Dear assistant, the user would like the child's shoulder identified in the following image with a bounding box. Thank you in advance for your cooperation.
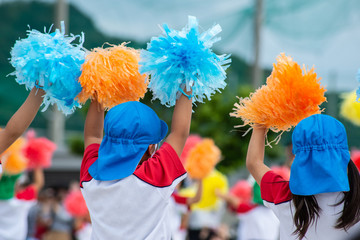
[134,142,186,188]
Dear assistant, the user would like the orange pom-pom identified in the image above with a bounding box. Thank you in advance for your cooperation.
[185,138,221,179]
[180,134,202,165]
[77,43,148,109]
[1,138,28,175]
[2,152,28,175]
[231,53,326,133]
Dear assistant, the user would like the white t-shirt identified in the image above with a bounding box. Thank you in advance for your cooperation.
[261,171,358,240]
[236,204,280,240]
[0,186,37,240]
[80,142,187,240]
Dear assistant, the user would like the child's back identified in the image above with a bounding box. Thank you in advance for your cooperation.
[261,171,357,240]
[81,142,186,239]
[81,89,192,239]
[246,114,360,240]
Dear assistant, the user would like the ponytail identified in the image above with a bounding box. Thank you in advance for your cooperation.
[334,160,360,230]
[292,195,320,240]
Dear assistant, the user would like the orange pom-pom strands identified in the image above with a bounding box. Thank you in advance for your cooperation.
[231,53,326,136]
[185,138,221,179]
[77,43,148,109]
[1,138,28,175]
[2,152,27,175]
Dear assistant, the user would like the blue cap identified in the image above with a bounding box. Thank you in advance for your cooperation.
[88,101,168,181]
[289,114,350,196]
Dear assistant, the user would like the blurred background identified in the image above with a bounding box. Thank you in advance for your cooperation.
[0,0,360,188]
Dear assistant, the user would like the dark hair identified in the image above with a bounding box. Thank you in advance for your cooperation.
[292,160,360,240]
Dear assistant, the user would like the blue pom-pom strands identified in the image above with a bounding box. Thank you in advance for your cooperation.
[10,21,85,115]
[139,16,231,107]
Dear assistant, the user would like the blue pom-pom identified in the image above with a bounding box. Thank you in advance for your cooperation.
[139,16,231,107]
[10,22,85,115]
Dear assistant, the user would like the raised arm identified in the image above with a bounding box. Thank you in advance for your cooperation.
[84,100,104,149]
[187,179,203,205]
[32,167,45,193]
[165,90,192,156]
[0,88,45,154]
[216,190,240,209]
[246,127,271,186]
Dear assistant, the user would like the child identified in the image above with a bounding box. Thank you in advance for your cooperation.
[0,88,44,155]
[246,114,360,240]
[80,89,192,239]
[169,179,203,240]
[0,167,44,240]
[187,169,228,240]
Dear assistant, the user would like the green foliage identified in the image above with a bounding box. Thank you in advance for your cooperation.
[67,134,84,155]
[191,85,253,173]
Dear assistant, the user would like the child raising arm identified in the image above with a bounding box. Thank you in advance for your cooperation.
[80,89,192,240]
[245,115,360,240]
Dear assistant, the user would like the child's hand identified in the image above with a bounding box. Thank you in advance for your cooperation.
[252,123,267,130]
[215,188,225,198]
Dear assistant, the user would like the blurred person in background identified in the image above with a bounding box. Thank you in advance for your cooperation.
[168,179,203,240]
[26,188,55,240]
[185,169,228,240]
[42,187,74,240]
[74,212,92,240]
[65,180,92,240]
[0,167,44,240]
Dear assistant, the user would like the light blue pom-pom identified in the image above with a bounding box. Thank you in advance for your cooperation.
[9,22,85,115]
[139,16,231,107]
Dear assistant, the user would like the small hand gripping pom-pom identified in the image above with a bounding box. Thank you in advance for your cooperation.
[139,16,231,107]
[9,21,85,115]
[230,53,327,144]
[77,43,148,109]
